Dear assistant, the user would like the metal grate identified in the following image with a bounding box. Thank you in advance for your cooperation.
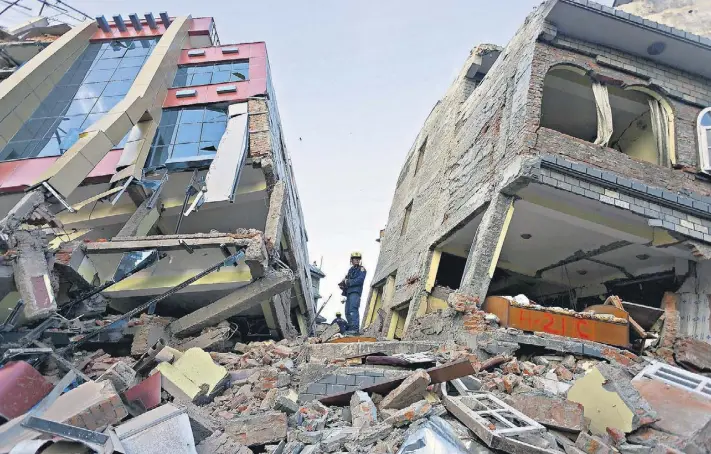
[634,361,711,398]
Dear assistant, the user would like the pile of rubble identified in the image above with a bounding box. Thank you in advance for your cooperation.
[0,292,710,454]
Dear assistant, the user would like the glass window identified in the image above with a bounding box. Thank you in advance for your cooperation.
[0,38,158,161]
[699,108,711,173]
[172,60,250,88]
[146,105,229,168]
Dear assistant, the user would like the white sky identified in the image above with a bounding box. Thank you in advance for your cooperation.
[0,0,613,325]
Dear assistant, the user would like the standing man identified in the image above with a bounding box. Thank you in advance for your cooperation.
[338,252,366,334]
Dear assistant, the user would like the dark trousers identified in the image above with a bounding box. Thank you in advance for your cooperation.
[345,292,361,332]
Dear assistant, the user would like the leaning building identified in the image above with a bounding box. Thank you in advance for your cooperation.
[0,14,315,340]
[366,0,711,344]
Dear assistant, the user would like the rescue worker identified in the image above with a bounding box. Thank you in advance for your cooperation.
[338,252,366,334]
[331,311,348,334]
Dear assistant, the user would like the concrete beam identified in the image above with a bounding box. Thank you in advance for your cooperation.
[460,193,515,300]
[116,197,161,237]
[169,269,295,337]
[11,230,56,321]
[264,180,286,253]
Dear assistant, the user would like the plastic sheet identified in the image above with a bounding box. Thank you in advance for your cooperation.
[396,416,469,454]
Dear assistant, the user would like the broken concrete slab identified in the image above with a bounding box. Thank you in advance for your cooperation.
[318,323,340,343]
[567,364,657,435]
[379,369,431,410]
[383,400,434,427]
[575,432,616,454]
[178,325,232,352]
[154,347,228,403]
[96,360,137,392]
[224,412,287,446]
[196,431,253,454]
[131,315,171,357]
[632,374,711,438]
[0,380,128,451]
[674,337,711,373]
[113,403,198,454]
[169,270,294,337]
[181,401,221,444]
[350,390,377,430]
[303,340,440,364]
[11,230,56,322]
[508,391,586,433]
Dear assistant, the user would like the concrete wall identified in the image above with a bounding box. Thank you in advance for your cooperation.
[368,3,552,335]
[616,0,711,37]
[369,0,711,339]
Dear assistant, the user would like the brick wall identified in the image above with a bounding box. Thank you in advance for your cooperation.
[298,366,409,403]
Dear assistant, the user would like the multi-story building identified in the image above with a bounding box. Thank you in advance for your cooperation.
[366,0,711,344]
[0,13,315,340]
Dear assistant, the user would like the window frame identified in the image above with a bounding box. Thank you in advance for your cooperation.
[698,107,711,173]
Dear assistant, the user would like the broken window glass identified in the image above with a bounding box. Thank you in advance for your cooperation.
[112,250,159,282]
[0,38,160,162]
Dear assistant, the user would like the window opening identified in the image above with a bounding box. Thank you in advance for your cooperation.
[401,202,413,235]
[540,67,597,142]
[698,108,711,173]
[146,105,229,169]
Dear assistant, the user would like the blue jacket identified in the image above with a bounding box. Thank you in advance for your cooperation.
[332,317,348,334]
[344,265,367,295]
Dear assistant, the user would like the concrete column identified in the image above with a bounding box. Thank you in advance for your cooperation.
[116,197,160,237]
[12,230,56,321]
[459,193,515,301]
[170,269,294,337]
[676,260,711,343]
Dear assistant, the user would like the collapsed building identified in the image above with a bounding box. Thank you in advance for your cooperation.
[0,17,72,81]
[0,13,316,340]
[366,0,711,346]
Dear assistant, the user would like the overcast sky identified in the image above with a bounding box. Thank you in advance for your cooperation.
[1,0,612,325]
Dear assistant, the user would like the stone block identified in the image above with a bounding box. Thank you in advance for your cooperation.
[509,391,586,432]
[224,412,287,447]
[320,427,358,453]
[576,432,616,454]
[350,390,377,430]
[674,337,711,372]
[379,369,431,410]
[383,401,433,427]
[196,430,252,454]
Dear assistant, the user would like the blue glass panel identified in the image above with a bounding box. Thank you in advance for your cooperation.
[112,66,141,81]
[74,82,107,100]
[118,56,145,68]
[66,98,97,116]
[84,69,115,83]
[92,59,120,71]
[200,122,226,142]
[102,80,132,97]
[148,146,170,167]
[203,107,227,123]
[179,108,204,124]
[175,123,202,144]
[35,139,62,157]
[81,114,103,130]
[210,71,231,84]
[190,72,212,86]
[198,141,219,155]
[170,143,200,159]
[153,127,175,147]
[173,68,188,88]
[160,110,180,126]
[230,69,248,81]
[701,112,711,127]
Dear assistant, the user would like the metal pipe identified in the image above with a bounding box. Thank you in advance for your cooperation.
[95,15,110,33]
[63,250,246,352]
[113,15,127,32]
[144,12,157,29]
[128,13,142,31]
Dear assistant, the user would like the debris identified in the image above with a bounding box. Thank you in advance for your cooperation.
[508,391,586,433]
[383,400,434,427]
[350,390,377,430]
[179,324,232,352]
[380,369,431,410]
[575,432,616,454]
[224,412,288,446]
[113,403,198,454]
[319,323,341,343]
[123,372,163,412]
[0,361,53,421]
[96,360,137,392]
[196,431,253,454]
[154,347,228,403]
[674,337,711,373]
[396,415,469,454]
[567,364,657,435]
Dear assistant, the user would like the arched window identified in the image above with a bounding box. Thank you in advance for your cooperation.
[540,65,597,142]
[698,108,711,173]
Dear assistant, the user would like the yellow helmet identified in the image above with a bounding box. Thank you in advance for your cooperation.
[350,251,362,259]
